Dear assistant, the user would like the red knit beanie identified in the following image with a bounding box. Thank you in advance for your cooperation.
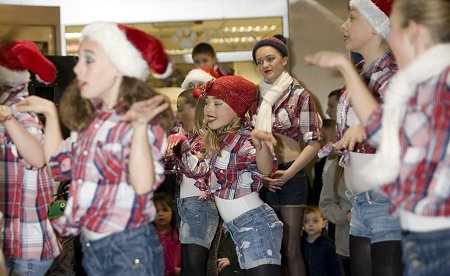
[193,75,256,118]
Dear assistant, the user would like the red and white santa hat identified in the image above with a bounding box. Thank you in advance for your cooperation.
[80,22,172,81]
[181,67,220,90]
[349,0,394,39]
[0,40,57,85]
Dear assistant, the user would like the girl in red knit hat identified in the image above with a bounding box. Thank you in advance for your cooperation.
[306,0,450,275]
[16,22,173,275]
[186,75,283,275]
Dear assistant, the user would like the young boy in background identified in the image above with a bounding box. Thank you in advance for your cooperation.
[191,42,234,77]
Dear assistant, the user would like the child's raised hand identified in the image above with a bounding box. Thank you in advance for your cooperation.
[251,129,277,151]
[121,95,169,125]
[304,51,349,70]
[0,105,12,122]
[217,258,231,272]
[16,95,55,115]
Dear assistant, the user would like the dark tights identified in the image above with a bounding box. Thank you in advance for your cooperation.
[278,207,306,276]
[245,264,280,276]
[349,235,403,276]
[181,244,208,276]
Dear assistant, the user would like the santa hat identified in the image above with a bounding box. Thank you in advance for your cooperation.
[350,0,394,39]
[193,75,256,118]
[181,67,220,90]
[0,40,56,85]
[80,22,172,81]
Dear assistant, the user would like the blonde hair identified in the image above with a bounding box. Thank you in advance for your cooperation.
[59,76,173,132]
[203,115,242,156]
[396,0,450,43]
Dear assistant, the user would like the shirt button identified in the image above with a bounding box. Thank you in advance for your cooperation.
[83,150,88,156]
[77,179,83,184]
[86,242,90,248]
[134,259,140,265]
[220,170,223,173]
[94,124,100,129]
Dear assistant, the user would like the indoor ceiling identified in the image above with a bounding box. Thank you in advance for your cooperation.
[65,17,283,57]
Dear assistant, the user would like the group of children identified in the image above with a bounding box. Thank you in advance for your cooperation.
[0,0,449,275]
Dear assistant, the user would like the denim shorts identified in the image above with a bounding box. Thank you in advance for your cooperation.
[6,258,54,276]
[224,203,283,270]
[402,228,450,276]
[262,161,308,207]
[177,196,219,249]
[80,223,163,276]
[348,189,402,243]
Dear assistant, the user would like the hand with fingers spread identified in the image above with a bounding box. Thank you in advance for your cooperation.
[251,129,277,152]
[336,124,366,151]
[121,95,169,126]
[0,105,13,122]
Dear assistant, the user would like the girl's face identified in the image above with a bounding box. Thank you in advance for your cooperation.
[387,5,414,69]
[340,8,377,54]
[74,38,122,108]
[303,212,326,238]
[193,53,217,69]
[154,202,173,230]
[255,46,288,84]
[204,96,237,130]
[177,96,196,132]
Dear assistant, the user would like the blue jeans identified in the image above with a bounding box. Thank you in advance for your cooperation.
[6,258,53,276]
[224,203,283,269]
[80,223,163,276]
[348,189,402,243]
[177,196,219,249]
[402,228,450,276]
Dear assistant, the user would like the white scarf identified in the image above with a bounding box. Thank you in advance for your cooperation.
[255,71,293,132]
[363,43,450,187]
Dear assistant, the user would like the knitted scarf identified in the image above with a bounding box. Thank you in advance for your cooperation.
[363,43,450,187]
[255,71,293,132]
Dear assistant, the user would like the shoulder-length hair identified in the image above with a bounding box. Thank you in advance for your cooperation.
[59,76,173,133]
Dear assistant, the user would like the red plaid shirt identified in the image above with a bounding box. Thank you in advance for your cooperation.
[337,51,397,154]
[50,105,166,236]
[255,78,321,143]
[0,84,60,260]
[367,66,450,217]
[209,127,277,199]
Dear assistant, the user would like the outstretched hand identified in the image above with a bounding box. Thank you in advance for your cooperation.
[304,51,350,70]
[16,95,56,115]
[336,124,366,151]
[166,133,188,156]
[121,95,168,125]
[251,129,277,152]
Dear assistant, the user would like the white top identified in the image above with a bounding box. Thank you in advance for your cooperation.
[399,209,450,232]
[180,175,202,198]
[215,192,263,223]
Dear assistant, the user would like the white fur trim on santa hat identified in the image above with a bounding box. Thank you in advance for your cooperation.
[81,22,149,81]
[350,0,391,39]
[181,68,216,90]
[152,63,173,80]
[0,65,30,85]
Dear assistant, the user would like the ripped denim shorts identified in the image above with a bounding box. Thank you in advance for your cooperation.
[223,203,283,270]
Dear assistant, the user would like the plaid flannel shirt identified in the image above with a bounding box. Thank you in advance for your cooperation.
[367,66,450,217]
[50,105,166,236]
[0,84,60,260]
[254,78,322,144]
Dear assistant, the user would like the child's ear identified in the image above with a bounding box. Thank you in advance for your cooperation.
[282,57,288,67]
